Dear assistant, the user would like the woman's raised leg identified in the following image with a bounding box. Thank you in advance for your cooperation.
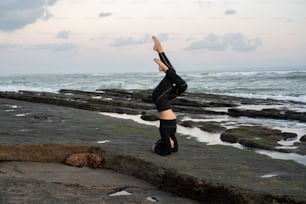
[152,36,175,71]
[153,58,187,99]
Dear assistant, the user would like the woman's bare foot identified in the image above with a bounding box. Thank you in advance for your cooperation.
[152,140,174,153]
[152,36,163,53]
[152,144,156,152]
[170,138,175,149]
[154,58,168,72]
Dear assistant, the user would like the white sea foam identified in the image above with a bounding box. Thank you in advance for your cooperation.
[260,173,279,178]
[256,150,306,166]
[109,190,132,196]
[0,71,305,104]
[5,109,15,112]
[8,105,18,109]
[16,113,30,117]
[147,196,159,202]
[97,140,111,144]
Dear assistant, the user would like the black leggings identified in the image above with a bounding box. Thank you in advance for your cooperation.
[154,119,178,156]
[152,52,187,112]
[152,52,187,156]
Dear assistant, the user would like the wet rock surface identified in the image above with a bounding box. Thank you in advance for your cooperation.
[220,126,302,154]
[179,120,226,133]
[1,96,306,203]
[0,88,305,122]
[1,143,306,204]
[228,108,306,122]
[2,88,305,118]
[0,161,198,204]
[2,88,304,155]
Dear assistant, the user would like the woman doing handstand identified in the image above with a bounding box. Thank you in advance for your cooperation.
[151,36,188,156]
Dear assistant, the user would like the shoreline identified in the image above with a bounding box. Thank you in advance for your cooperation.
[100,112,306,166]
[1,89,305,160]
[1,70,306,104]
[1,90,306,203]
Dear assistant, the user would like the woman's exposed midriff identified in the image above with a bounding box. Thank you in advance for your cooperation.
[159,109,176,120]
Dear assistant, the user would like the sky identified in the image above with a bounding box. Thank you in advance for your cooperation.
[0,0,306,74]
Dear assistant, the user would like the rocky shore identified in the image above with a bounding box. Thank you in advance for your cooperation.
[1,89,306,203]
[1,89,306,155]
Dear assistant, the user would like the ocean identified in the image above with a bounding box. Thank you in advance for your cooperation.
[0,70,306,103]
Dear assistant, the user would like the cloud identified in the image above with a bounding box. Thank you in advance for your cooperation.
[156,33,169,42]
[0,42,78,52]
[224,33,262,52]
[99,12,112,18]
[110,34,151,47]
[32,43,78,52]
[110,33,169,47]
[0,43,21,50]
[56,30,71,39]
[225,9,237,15]
[0,0,57,32]
[185,33,262,52]
[185,33,227,51]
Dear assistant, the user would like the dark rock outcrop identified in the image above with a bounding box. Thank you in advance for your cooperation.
[1,89,305,155]
[301,135,306,142]
[179,120,226,133]
[140,112,159,121]
[228,108,306,122]
[179,120,197,128]
[294,142,306,155]
[220,126,297,153]
[1,89,305,123]
[1,97,306,204]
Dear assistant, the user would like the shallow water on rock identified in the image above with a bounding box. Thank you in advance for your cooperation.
[99,112,306,166]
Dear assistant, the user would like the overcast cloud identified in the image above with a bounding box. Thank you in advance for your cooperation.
[224,33,262,52]
[110,34,151,47]
[0,0,57,32]
[224,9,237,15]
[0,43,22,50]
[32,43,78,52]
[0,0,305,74]
[0,42,77,52]
[56,30,71,39]
[186,33,262,52]
[110,33,170,47]
[99,12,112,18]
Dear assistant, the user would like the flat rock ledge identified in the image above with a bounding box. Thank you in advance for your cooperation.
[0,144,305,204]
[1,90,306,203]
[1,89,306,122]
[220,126,305,154]
[1,89,306,155]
